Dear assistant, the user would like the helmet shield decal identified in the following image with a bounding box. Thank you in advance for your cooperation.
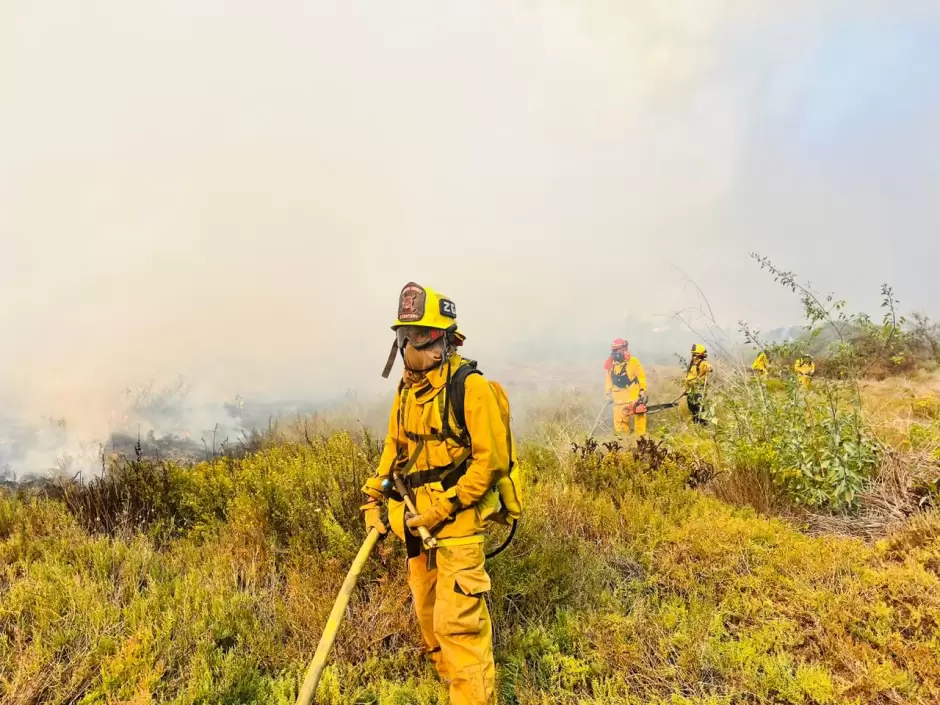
[398,283,426,323]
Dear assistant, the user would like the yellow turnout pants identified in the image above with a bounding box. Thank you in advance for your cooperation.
[613,403,647,436]
[408,542,496,705]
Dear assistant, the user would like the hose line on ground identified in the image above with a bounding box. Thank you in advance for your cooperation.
[295,527,381,705]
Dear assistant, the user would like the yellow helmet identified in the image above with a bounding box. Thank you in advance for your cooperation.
[382,282,464,378]
[392,282,462,335]
[691,343,707,357]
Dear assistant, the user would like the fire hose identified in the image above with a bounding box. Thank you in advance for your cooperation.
[294,466,434,705]
[294,526,380,705]
[295,464,516,704]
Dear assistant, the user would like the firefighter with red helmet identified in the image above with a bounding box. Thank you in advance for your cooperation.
[604,339,648,436]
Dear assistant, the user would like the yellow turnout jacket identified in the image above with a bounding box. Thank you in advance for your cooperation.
[362,354,510,545]
[605,356,646,404]
[685,358,712,392]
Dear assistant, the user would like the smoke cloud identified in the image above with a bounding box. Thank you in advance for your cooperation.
[2,0,939,473]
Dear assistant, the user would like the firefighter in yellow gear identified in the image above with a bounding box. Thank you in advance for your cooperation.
[685,344,712,425]
[751,351,768,378]
[794,355,815,387]
[605,338,647,436]
[361,282,510,705]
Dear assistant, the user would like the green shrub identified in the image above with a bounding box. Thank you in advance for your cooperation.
[709,376,881,510]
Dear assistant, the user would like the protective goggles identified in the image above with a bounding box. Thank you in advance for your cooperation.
[395,325,448,350]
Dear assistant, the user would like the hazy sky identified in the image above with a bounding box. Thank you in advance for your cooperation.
[2,0,939,415]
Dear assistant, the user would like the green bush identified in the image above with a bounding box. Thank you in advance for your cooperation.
[709,375,881,510]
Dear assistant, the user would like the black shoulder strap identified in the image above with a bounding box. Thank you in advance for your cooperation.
[450,361,481,431]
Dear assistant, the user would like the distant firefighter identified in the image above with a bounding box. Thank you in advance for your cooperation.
[605,338,648,437]
[685,344,712,426]
[751,351,768,378]
[794,355,815,387]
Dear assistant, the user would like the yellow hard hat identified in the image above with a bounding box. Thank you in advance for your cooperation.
[691,343,707,356]
[392,281,462,336]
[382,282,464,378]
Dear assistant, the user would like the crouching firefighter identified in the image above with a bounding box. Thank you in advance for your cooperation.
[360,282,521,705]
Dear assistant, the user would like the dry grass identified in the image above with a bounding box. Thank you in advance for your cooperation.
[860,369,940,443]
[801,447,940,540]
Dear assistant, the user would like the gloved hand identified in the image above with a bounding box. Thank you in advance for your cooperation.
[361,501,388,536]
[638,392,648,405]
[405,497,456,531]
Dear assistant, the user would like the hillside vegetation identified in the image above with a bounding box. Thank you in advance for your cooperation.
[2,369,940,704]
[2,264,939,704]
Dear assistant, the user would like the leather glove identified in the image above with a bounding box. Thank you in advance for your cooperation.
[638,392,648,405]
[361,501,388,535]
[405,497,456,532]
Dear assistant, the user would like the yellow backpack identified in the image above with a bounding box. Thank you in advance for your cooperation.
[441,360,523,525]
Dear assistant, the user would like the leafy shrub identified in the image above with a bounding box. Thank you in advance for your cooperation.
[719,256,916,510]
[709,374,881,510]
